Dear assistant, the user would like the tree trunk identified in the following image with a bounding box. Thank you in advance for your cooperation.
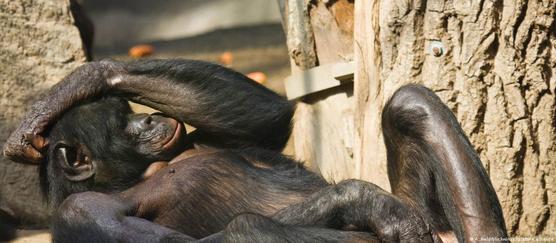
[354,0,556,236]
[0,0,87,226]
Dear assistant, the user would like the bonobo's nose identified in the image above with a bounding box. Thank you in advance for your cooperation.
[139,114,153,126]
[130,113,156,131]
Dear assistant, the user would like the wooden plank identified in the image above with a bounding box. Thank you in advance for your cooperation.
[285,62,354,100]
[293,89,356,183]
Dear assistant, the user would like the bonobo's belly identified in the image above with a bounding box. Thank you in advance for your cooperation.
[119,151,316,238]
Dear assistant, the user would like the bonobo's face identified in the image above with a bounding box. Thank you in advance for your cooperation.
[125,112,185,160]
[40,97,186,205]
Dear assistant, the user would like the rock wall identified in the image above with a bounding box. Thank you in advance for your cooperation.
[0,0,86,226]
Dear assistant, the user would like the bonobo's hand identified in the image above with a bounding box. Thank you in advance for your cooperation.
[341,181,433,243]
[3,60,124,164]
[369,193,433,242]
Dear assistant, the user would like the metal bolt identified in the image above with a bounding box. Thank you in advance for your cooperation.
[429,41,444,57]
[432,46,442,56]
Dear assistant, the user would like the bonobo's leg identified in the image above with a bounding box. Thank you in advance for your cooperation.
[53,192,377,243]
[221,213,378,243]
[271,180,433,242]
[381,85,507,242]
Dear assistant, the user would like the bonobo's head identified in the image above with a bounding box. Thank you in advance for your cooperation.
[40,97,187,206]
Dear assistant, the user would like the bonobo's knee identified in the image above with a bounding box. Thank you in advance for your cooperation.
[382,85,446,137]
[56,192,102,222]
[54,192,130,225]
[51,192,114,243]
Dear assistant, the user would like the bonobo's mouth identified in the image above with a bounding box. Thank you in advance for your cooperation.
[162,119,185,150]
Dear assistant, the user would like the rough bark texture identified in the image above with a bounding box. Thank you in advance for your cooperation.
[280,0,319,70]
[354,0,556,236]
[0,0,87,226]
[353,0,390,192]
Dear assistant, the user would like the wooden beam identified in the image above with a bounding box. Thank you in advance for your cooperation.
[285,62,355,100]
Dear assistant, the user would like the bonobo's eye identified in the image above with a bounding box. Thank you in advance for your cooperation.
[54,142,94,182]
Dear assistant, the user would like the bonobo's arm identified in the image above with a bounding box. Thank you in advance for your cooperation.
[111,59,294,150]
[3,62,115,164]
[4,59,293,163]
[271,180,435,242]
[52,192,196,243]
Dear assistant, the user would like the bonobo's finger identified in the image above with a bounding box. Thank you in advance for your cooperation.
[3,134,42,165]
[26,134,49,152]
[5,61,125,165]
[142,161,168,179]
[22,144,44,162]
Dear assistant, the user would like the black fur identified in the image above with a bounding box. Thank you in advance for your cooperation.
[29,59,506,242]
[119,59,295,151]
[40,97,147,206]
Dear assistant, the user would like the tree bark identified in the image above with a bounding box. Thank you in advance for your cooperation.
[0,0,87,226]
[354,0,556,236]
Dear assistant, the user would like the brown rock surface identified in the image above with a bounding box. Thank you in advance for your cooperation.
[0,0,87,226]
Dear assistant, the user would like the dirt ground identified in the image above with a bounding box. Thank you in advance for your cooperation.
[8,23,292,243]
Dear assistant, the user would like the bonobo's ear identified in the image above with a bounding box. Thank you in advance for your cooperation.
[53,142,94,181]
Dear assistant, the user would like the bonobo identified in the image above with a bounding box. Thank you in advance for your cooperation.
[4,59,508,242]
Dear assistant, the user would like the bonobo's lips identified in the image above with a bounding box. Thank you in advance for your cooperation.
[162,119,184,150]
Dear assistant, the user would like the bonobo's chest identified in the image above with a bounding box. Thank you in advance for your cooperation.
[119,150,315,238]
